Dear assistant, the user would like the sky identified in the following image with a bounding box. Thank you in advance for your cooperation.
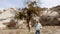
[0,0,60,9]
[40,0,60,8]
[0,0,24,9]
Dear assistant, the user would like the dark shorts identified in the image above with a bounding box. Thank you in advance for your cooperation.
[35,30,40,34]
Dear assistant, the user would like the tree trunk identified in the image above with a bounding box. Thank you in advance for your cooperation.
[16,19,19,29]
[27,19,30,32]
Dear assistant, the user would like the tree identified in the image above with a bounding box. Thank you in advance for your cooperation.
[15,0,41,31]
[25,1,41,31]
[14,10,24,28]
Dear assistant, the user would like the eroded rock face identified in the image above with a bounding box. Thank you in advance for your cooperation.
[0,12,2,14]
[50,5,60,16]
[0,8,17,29]
[0,10,4,14]
[40,7,60,26]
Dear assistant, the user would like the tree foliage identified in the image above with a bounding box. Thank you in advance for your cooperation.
[15,1,41,31]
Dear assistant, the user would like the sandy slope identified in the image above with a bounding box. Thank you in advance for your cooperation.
[0,26,60,34]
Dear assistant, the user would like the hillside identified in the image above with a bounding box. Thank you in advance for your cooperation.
[0,26,60,34]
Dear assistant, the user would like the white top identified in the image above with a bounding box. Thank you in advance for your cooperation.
[35,23,42,30]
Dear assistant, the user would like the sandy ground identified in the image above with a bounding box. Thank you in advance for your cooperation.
[0,26,60,34]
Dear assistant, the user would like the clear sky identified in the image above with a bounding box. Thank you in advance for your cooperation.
[40,0,60,8]
[0,0,60,9]
[0,0,24,9]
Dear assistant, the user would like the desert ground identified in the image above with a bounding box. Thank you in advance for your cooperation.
[0,26,60,34]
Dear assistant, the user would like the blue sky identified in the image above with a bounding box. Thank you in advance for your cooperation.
[0,0,60,9]
[0,0,24,9]
[40,0,60,8]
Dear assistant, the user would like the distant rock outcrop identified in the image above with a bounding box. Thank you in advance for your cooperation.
[50,5,60,15]
[0,8,17,29]
[50,5,60,11]
[40,6,60,26]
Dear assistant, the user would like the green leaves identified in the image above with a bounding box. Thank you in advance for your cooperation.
[15,12,24,20]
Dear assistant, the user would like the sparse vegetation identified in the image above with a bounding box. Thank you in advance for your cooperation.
[0,0,60,34]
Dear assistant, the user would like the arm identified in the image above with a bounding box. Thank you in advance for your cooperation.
[39,23,42,29]
[40,24,42,29]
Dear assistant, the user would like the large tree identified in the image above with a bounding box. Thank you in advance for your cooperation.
[24,1,41,31]
[15,1,41,31]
